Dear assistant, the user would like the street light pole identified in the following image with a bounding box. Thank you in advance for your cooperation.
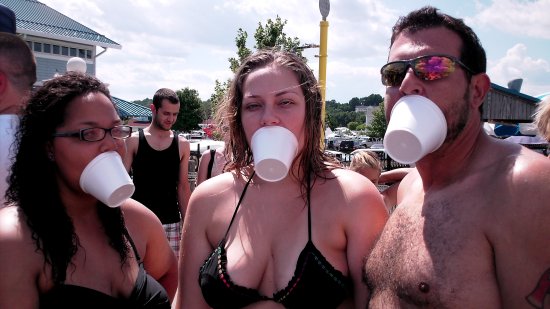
[319,0,330,147]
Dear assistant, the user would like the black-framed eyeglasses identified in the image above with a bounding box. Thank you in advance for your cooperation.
[380,54,475,87]
[52,125,133,142]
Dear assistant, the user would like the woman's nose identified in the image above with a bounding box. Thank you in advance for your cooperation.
[99,133,120,153]
[260,106,280,126]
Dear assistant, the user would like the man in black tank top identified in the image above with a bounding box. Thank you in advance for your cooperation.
[123,88,191,257]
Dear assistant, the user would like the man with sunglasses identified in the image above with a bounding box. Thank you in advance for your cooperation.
[364,6,550,308]
[124,88,191,258]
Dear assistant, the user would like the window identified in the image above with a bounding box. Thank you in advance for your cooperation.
[69,48,77,57]
[33,42,42,52]
[86,50,92,59]
[53,45,60,54]
[78,49,86,58]
[61,46,69,56]
[43,43,51,53]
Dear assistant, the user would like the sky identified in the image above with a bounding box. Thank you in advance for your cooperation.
[39,0,550,103]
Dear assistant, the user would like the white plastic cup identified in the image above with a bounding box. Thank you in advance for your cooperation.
[384,95,447,164]
[251,126,298,182]
[80,151,135,207]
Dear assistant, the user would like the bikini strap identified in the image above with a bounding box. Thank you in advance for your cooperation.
[123,227,142,263]
[307,170,312,241]
[206,149,216,179]
[223,171,255,240]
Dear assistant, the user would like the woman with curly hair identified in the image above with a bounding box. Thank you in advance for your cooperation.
[0,72,177,308]
[175,49,388,308]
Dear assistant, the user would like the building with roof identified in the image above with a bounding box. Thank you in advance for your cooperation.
[483,82,540,124]
[0,0,120,82]
[0,0,151,121]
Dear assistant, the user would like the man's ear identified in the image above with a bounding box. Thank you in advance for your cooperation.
[150,103,157,117]
[470,73,491,110]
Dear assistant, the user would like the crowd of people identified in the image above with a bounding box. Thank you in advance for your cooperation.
[1,3,550,308]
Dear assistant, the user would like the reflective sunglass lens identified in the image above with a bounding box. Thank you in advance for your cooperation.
[381,62,407,86]
[414,56,456,81]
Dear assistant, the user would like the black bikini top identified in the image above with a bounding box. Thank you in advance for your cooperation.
[199,172,352,309]
[40,229,170,309]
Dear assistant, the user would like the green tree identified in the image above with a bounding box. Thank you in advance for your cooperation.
[348,121,360,131]
[174,87,203,132]
[228,28,252,73]
[215,16,304,119]
[366,104,387,138]
[253,16,302,55]
[207,79,230,121]
[132,98,152,107]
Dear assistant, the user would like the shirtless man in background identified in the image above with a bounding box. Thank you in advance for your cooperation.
[364,6,550,308]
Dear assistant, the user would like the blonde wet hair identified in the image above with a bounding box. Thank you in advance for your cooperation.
[349,150,382,174]
[534,96,550,142]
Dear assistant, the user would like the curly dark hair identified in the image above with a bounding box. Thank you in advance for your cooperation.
[216,49,339,197]
[5,72,130,284]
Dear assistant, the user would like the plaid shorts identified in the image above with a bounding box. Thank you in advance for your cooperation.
[163,221,182,258]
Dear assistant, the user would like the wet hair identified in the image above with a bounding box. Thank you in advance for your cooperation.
[5,72,129,284]
[216,49,338,195]
[391,6,486,75]
[349,150,382,174]
[534,96,550,142]
[152,88,179,110]
[0,32,37,92]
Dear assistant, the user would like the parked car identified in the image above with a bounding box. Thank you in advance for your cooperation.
[339,140,357,153]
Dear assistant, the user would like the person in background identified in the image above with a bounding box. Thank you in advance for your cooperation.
[196,146,227,186]
[123,88,191,257]
[175,49,388,308]
[534,96,550,157]
[0,4,16,34]
[0,18,37,207]
[349,150,382,185]
[0,73,177,308]
[349,150,410,214]
[364,6,550,308]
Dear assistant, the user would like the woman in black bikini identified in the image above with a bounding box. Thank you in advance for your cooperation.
[0,73,177,308]
[175,50,388,308]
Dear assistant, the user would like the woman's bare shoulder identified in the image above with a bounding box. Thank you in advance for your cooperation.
[0,206,32,241]
[0,206,43,269]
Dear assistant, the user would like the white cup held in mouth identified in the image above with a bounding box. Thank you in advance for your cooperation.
[80,151,135,207]
[251,126,298,182]
[384,95,447,164]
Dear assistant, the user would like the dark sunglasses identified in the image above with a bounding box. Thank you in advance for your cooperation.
[380,55,475,87]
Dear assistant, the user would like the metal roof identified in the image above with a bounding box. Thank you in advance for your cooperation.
[113,97,152,120]
[0,0,121,49]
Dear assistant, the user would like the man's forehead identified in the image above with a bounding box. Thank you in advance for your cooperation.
[389,27,462,60]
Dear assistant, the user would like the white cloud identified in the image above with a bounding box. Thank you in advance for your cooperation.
[471,0,550,39]
[488,44,550,96]
[38,0,550,102]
